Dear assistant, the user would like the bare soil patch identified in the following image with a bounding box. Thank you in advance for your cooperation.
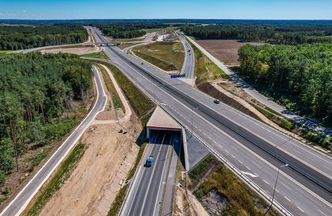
[40,46,99,55]
[173,186,209,216]
[40,118,142,216]
[197,81,260,120]
[197,40,264,66]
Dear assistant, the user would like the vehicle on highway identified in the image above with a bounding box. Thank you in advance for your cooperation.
[145,156,154,167]
[214,99,220,104]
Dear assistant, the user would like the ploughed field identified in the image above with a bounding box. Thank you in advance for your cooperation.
[197,40,264,66]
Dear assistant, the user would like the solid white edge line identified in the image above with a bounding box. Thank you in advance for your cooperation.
[1,66,107,216]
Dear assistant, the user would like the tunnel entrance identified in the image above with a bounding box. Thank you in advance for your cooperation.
[146,106,188,169]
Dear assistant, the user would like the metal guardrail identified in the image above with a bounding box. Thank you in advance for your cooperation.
[100,49,293,215]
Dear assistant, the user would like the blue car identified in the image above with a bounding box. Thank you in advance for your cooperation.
[145,156,154,167]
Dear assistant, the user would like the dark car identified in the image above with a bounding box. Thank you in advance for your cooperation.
[214,99,220,104]
[145,156,154,167]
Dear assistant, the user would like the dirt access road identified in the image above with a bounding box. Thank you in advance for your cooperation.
[39,64,141,216]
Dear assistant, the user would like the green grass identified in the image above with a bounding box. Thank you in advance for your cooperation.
[80,51,108,59]
[108,143,147,216]
[189,154,215,181]
[132,42,184,71]
[25,143,87,216]
[45,118,80,140]
[194,159,278,216]
[100,63,155,118]
[98,65,123,110]
[191,42,230,83]
[25,151,48,172]
[0,50,14,54]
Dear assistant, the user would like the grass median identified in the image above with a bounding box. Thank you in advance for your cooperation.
[24,143,87,216]
[132,42,184,72]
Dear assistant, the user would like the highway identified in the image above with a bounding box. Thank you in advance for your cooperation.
[0,66,107,216]
[90,27,332,215]
[176,31,195,78]
[120,131,176,216]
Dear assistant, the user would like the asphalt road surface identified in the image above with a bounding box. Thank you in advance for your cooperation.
[92,28,332,215]
[176,31,195,78]
[120,131,175,216]
[0,66,107,216]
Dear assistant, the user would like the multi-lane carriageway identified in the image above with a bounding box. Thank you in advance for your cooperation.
[89,27,332,216]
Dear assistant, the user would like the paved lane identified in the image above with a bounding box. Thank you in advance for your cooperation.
[0,66,107,216]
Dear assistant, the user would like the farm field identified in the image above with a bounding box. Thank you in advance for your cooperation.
[197,40,264,66]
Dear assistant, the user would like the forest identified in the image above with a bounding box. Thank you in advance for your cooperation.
[0,53,92,185]
[238,43,332,127]
[182,22,332,44]
[0,24,88,50]
[92,22,167,38]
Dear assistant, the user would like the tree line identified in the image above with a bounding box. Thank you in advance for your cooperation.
[238,43,332,126]
[0,24,88,50]
[92,22,167,39]
[182,22,332,44]
[0,53,92,185]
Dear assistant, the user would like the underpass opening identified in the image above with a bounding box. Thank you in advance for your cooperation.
[146,106,188,169]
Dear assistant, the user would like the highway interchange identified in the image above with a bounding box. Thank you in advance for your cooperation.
[91,27,332,216]
[1,26,331,216]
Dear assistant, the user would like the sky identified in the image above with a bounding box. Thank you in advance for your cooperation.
[0,0,332,20]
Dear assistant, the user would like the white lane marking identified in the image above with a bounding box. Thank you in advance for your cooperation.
[187,36,332,168]
[241,171,258,178]
[297,207,304,213]
[1,67,106,216]
[284,196,291,202]
[124,144,155,215]
[139,135,166,216]
[152,145,172,216]
[263,179,270,185]
[104,45,332,209]
[318,209,328,216]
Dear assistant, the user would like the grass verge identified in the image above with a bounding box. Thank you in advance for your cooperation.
[97,65,123,110]
[24,143,87,216]
[132,42,184,72]
[107,141,147,216]
[190,155,278,216]
[100,63,155,118]
[191,41,230,83]
[81,51,108,59]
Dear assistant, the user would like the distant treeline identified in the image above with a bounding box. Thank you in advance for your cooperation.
[92,22,168,39]
[239,44,332,126]
[0,24,88,50]
[0,53,92,183]
[182,23,332,44]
